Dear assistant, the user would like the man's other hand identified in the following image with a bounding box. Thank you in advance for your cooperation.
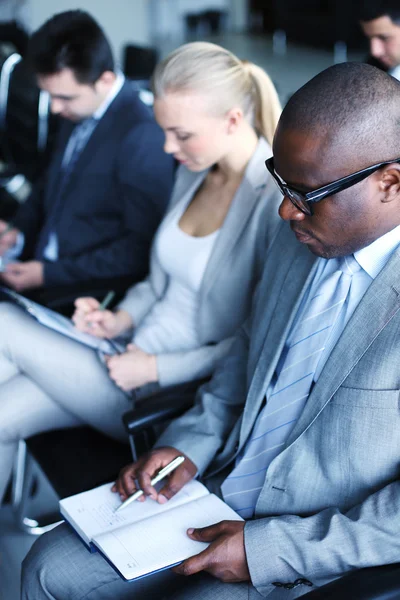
[112,447,197,504]
[1,261,44,291]
[173,520,250,583]
[0,221,19,256]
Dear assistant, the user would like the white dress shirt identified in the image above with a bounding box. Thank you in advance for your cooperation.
[389,65,400,81]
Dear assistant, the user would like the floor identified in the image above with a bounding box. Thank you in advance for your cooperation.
[0,31,364,600]
[0,460,59,600]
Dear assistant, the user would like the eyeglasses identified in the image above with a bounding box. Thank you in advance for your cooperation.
[265,156,400,216]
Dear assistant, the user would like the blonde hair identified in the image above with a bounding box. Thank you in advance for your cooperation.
[152,42,282,146]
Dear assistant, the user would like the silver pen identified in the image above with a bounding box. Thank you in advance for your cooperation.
[115,455,185,512]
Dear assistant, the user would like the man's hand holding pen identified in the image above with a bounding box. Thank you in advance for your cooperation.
[112,449,250,583]
[113,447,197,504]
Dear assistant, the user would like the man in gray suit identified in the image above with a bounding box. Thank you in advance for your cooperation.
[22,62,400,599]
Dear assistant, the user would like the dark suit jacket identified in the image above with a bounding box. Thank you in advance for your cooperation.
[13,81,174,287]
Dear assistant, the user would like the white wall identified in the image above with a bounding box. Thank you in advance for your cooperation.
[229,0,248,31]
[28,0,151,65]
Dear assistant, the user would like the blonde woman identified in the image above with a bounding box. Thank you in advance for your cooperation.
[0,43,282,514]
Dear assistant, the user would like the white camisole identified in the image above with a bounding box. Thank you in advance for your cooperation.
[132,198,220,354]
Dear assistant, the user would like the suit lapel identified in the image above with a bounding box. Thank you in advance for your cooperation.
[285,248,400,447]
[64,82,130,185]
[200,138,272,296]
[240,238,318,445]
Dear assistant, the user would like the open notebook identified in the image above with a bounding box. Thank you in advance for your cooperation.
[60,480,243,581]
[0,287,122,354]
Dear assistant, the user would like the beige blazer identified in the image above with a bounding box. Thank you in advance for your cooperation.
[118,137,281,386]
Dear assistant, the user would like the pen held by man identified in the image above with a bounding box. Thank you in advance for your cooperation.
[112,448,198,507]
[114,455,186,512]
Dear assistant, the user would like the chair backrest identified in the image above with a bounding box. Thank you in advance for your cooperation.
[123,44,158,90]
[0,52,57,183]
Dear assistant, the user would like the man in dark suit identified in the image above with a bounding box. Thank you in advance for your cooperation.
[0,10,174,296]
[359,1,400,80]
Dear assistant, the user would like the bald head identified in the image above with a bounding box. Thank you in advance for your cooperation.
[276,63,400,167]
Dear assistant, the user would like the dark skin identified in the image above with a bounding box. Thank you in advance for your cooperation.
[112,447,250,583]
[274,125,400,259]
[112,127,400,585]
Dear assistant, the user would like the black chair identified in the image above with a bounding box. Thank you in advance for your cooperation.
[0,21,29,56]
[123,44,158,90]
[0,52,57,185]
[11,378,205,534]
[301,562,400,599]
[0,50,57,223]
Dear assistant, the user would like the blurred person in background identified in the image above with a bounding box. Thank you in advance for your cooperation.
[360,1,400,80]
[0,10,173,295]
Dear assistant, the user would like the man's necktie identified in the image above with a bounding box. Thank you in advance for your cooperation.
[34,117,97,260]
[221,255,361,518]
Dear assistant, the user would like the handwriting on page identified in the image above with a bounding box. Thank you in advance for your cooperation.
[76,499,128,528]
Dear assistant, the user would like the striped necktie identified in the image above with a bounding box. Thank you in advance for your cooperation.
[221,255,361,518]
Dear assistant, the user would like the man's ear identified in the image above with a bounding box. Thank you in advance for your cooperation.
[96,70,115,90]
[379,165,400,203]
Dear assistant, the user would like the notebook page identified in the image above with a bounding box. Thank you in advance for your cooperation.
[60,480,209,546]
[94,493,243,581]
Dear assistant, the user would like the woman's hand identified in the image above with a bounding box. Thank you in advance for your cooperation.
[106,344,158,391]
[72,297,133,339]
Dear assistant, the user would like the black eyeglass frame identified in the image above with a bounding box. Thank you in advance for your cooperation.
[265,156,400,216]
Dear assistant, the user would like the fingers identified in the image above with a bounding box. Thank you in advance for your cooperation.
[186,521,228,543]
[1,264,26,291]
[112,448,191,504]
[0,222,18,254]
[4,263,23,274]
[156,462,196,503]
[72,298,100,329]
[113,463,141,500]
[72,301,114,336]
[173,546,213,577]
[74,297,100,312]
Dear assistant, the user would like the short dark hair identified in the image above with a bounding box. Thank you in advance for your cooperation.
[359,1,400,24]
[28,10,115,83]
[276,62,400,166]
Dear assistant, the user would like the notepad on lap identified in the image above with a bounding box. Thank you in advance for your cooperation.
[59,480,243,581]
[0,287,119,353]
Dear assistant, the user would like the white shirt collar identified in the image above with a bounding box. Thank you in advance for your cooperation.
[354,224,400,279]
[93,71,125,120]
[389,65,400,81]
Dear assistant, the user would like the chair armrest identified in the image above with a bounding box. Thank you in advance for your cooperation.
[123,378,208,435]
[301,562,400,599]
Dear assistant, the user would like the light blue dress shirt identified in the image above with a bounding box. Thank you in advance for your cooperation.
[288,224,400,383]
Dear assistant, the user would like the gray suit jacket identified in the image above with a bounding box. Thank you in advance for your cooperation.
[157,222,400,598]
[118,137,282,386]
